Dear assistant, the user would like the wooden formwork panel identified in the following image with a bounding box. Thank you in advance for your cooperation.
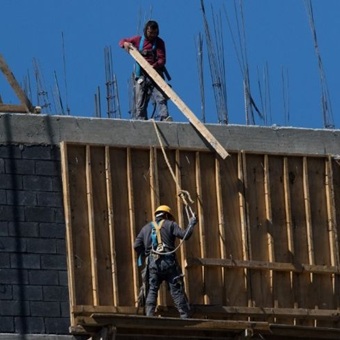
[60,142,340,329]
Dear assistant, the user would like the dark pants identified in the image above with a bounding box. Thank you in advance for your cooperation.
[145,255,190,318]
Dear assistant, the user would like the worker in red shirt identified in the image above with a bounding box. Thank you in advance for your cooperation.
[119,20,172,121]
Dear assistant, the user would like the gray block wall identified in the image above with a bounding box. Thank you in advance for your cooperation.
[0,144,71,337]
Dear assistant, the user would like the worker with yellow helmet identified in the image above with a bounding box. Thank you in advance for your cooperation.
[134,204,197,318]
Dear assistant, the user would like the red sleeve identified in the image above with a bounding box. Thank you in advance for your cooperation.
[118,35,141,49]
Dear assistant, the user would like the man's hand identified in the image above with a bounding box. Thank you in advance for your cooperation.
[123,42,132,51]
[189,215,198,228]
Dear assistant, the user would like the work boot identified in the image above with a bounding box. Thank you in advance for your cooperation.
[164,116,173,122]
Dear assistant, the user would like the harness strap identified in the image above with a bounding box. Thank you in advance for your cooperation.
[151,220,165,249]
[135,36,157,78]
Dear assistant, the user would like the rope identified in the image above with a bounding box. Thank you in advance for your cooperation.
[151,119,195,219]
[150,119,197,256]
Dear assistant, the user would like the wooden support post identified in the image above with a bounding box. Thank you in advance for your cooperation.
[127,148,139,302]
[127,45,229,159]
[60,142,76,327]
[0,53,36,113]
[105,146,119,305]
[86,145,99,305]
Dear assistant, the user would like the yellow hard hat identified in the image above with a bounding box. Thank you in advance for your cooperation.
[154,205,174,219]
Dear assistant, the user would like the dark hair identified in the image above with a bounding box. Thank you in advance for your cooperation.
[144,20,159,37]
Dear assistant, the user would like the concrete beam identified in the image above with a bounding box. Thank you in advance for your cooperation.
[0,113,339,157]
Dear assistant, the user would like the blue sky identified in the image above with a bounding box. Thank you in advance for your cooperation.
[1,0,339,129]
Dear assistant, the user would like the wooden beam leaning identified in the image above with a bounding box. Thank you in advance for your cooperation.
[0,54,35,113]
[127,45,229,159]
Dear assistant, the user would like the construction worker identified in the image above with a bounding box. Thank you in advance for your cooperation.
[119,20,172,121]
[134,205,197,318]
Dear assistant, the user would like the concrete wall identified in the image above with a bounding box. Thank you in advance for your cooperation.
[0,112,340,339]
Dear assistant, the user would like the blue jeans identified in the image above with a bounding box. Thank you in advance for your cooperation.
[145,255,190,318]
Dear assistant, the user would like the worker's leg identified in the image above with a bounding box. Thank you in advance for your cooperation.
[152,86,169,121]
[145,257,161,316]
[168,274,190,318]
[165,260,191,318]
[135,77,150,119]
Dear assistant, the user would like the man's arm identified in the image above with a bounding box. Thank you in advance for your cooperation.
[118,35,140,51]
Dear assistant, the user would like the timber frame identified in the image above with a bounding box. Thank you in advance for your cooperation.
[60,139,340,339]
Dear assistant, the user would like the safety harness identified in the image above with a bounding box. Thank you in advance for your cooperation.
[151,219,165,253]
[135,35,157,78]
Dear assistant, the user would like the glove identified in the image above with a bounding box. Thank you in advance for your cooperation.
[189,215,198,228]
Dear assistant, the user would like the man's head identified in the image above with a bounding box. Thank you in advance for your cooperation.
[144,20,159,40]
[154,205,174,221]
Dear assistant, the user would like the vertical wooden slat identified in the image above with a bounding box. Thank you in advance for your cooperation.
[60,142,76,326]
[175,150,187,290]
[105,146,119,305]
[325,156,340,268]
[127,148,139,302]
[86,145,99,306]
[150,147,159,212]
[283,157,295,262]
[215,157,226,298]
[196,151,207,304]
[303,157,315,268]
[325,157,340,314]
[263,155,274,319]
[283,157,296,315]
[180,151,202,304]
[239,152,252,310]
[264,155,274,263]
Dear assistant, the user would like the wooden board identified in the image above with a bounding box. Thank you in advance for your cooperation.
[127,45,229,160]
[60,143,340,331]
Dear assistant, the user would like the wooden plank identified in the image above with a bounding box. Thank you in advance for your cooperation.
[195,152,207,304]
[72,305,340,321]
[105,146,119,305]
[0,54,34,112]
[126,148,139,303]
[263,155,274,321]
[0,104,28,113]
[175,149,187,296]
[215,157,226,302]
[288,156,311,321]
[67,145,93,307]
[239,152,252,308]
[178,151,203,304]
[127,45,229,160]
[244,154,271,312]
[86,145,99,305]
[220,153,247,310]
[108,148,133,305]
[269,156,294,324]
[91,146,114,306]
[60,142,76,326]
[307,157,334,326]
[325,156,340,268]
[303,157,315,267]
[199,153,223,304]
[331,158,340,310]
[156,148,178,307]
[150,147,159,213]
[186,257,340,274]
[326,157,340,310]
